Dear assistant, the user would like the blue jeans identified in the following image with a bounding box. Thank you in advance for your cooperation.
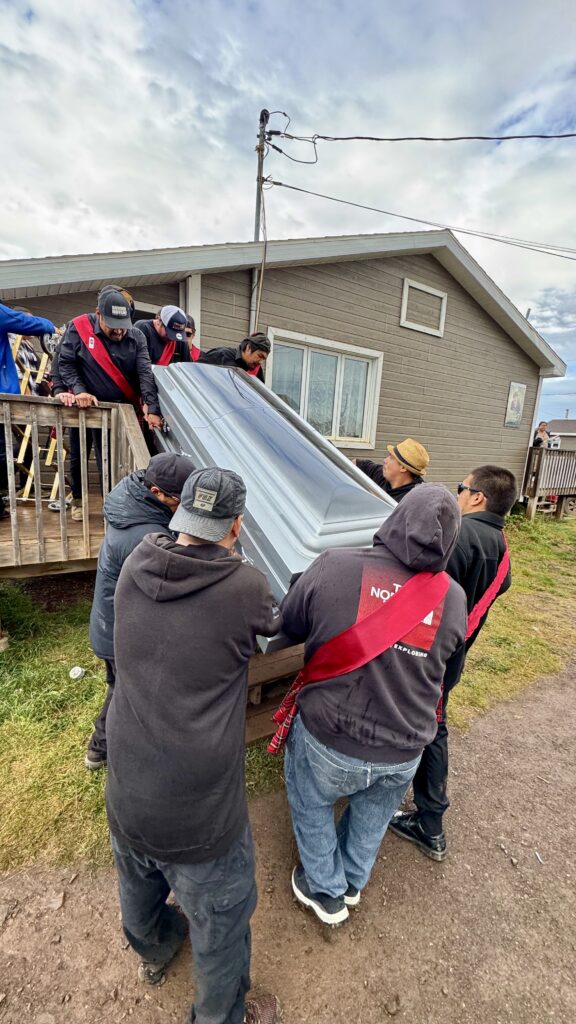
[285,715,421,897]
[110,824,256,1024]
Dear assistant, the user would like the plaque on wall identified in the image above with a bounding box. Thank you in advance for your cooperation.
[504,381,527,428]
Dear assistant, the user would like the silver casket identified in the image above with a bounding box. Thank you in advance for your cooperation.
[153,364,395,648]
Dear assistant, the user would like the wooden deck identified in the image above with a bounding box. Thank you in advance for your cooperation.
[0,490,105,577]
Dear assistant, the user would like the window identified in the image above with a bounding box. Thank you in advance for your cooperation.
[267,329,382,448]
[400,278,447,338]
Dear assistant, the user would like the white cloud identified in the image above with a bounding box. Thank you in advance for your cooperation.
[0,0,575,372]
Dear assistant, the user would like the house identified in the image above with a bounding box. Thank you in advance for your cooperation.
[0,229,565,492]
[547,419,576,451]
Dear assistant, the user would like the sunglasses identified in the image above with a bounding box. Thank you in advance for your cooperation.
[185,330,194,337]
[457,483,483,496]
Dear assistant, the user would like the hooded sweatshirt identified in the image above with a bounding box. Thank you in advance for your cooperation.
[281,485,467,763]
[105,533,281,863]
[89,470,176,661]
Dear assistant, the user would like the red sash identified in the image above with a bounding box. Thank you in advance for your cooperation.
[465,535,510,640]
[191,344,201,363]
[74,314,139,405]
[246,365,261,376]
[157,341,176,366]
[268,570,451,754]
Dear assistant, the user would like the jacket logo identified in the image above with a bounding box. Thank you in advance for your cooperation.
[193,487,218,511]
[88,336,95,349]
[370,586,433,625]
[358,567,445,653]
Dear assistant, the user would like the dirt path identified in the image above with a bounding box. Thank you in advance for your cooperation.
[1,666,575,1024]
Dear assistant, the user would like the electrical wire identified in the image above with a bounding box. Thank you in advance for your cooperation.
[268,140,318,165]
[268,110,292,132]
[276,130,576,143]
[268,180,576,262]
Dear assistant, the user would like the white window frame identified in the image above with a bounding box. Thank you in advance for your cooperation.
[400,278,447,338]
[266,328,383,450]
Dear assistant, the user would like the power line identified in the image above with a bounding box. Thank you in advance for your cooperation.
[268,179,576,261]
[273,130,576,144]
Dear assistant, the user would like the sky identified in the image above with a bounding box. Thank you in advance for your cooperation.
[1,0,575,420]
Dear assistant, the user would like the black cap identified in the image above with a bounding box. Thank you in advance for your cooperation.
[242,332,271,354]
[98,288,133,330]
[144,453,196,497]
[97,285,135,317]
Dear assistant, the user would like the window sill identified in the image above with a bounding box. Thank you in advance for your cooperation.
[329,438,375,450]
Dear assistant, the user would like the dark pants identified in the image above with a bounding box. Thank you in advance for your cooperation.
[88,658,116,756]
[69,427,111,500]
[412,684,451,834]
[110,824,256,1024]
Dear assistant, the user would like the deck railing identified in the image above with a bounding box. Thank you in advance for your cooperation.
[522,446,576,520]
[1,395,149,575]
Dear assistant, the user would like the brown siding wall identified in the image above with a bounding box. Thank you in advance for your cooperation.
[200,271,251,349]
[17,285,179,326]
[256,253,539,492]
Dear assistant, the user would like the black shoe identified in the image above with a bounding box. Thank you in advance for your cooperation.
[291,866,349,925]
[138,960,168,986]
[389,811,447,862]
[343,883,361,907]
[84,749,107,771]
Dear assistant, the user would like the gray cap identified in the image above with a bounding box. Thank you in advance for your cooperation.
[144,453,196,497]
[169,467,246,542]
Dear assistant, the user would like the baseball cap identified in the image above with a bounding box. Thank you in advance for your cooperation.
[98,284,135,317]
[386,438,430,477]
[169,467,247,542]
[144,453,196,497]
[97,288,133,330]
[159,305,187,342]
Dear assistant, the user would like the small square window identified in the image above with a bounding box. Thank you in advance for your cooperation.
[400,279,447,338]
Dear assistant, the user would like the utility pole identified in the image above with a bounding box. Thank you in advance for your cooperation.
[254,108,270,241]
[250,109,270,332]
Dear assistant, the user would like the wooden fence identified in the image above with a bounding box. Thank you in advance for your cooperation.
[1,395,149,576]
[522,446,576,520]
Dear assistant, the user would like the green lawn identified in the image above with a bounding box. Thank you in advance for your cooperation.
[1,515,575,871]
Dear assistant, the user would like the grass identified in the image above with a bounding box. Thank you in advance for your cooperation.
[1,515,575,871]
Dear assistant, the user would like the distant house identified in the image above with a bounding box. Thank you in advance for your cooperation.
[548,419,576,451]
[0,229,565,492]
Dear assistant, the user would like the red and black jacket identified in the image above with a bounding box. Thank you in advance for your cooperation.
[57,314,161,415]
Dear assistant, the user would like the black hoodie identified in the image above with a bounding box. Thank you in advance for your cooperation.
[105,533,280,863]
[281,485,467,763]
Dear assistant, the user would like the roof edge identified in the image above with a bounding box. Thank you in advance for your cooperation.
[0,229,566,376]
